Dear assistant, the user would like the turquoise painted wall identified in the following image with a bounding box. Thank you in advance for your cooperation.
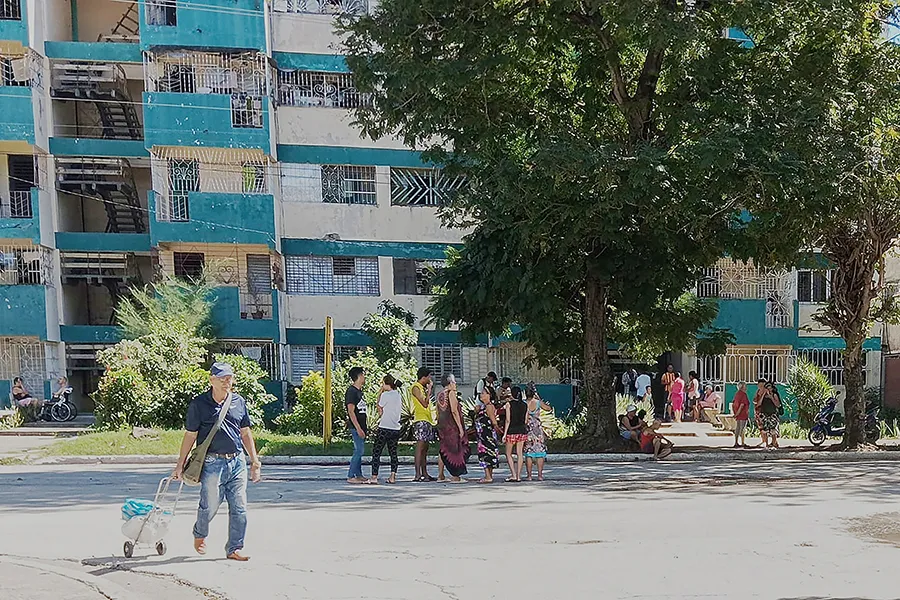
[138,0,265,51]
[272,53,349,73]
[210,287,279,340]
[59,325,123,343]
[281,238,458,260]
[0,86,34,143]
[150,191,275,246]
[55,232,152,252]
[44,41,142,63]
[0,0,28,46]
[0,379,9,408]
[714,299,800,345]
[143,93,270,149]
[50,137,148,157]
[277,145,430,168]
[0,188,39,243]
[0,285,47,338]
[285,328,488,346]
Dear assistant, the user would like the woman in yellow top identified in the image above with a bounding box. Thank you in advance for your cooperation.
[411,367,436,482]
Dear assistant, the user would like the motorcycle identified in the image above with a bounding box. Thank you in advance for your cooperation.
[38,386,78,423]
[808,397,879,446]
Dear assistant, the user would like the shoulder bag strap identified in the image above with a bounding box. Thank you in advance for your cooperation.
[196,392,233,454]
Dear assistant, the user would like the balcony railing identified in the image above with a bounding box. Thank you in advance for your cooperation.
[240,291,273,320]
[277,70,371,109]
[0,191,32,218]
[273,0,368,15]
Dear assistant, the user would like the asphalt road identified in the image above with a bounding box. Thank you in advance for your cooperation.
[1,460,899,599]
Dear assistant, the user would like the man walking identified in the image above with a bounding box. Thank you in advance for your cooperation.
[345,366,367,484]
[173,362,261,561]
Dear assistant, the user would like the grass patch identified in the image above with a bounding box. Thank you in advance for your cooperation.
[41,430,449,457]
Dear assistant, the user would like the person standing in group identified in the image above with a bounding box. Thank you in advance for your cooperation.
[475,383,501,483]
[651,370,667,420]
[754,379,781,449]
[411,367,436,482]
[661,364,676,420]
[686,371,701,421]
[172,363,261,561]
[474,371,498,400]
[524,386,552,481]
[344,366,367,484]
[669,371,686,423]
[622,368,638,399]
[502,386,528,482]
[369,375,403,485]
[731,382,751,448]
[436,373,469,483]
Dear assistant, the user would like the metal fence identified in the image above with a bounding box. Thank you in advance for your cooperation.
[277,70,371,109]
[272,0,368,15]
[696,346,870,388]
[0,191,32,218]
[144,50,267,95]
[0,245,52,285]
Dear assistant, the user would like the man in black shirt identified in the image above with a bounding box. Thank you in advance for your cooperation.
[346,366,367,484]
[173,362,260,561]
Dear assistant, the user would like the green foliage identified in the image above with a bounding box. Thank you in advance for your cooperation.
[276,371,327,436]
[787,359,835,428]
[116,271,215,341]
[360,300,419,365]
[213,353,273,427]
[92,366,153,430]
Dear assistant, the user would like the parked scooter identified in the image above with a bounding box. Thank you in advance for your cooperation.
[808,397,879,446]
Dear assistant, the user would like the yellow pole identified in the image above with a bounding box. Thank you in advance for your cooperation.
[323,316,334,447]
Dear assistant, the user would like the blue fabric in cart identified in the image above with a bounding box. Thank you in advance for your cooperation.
[121,499,155,521]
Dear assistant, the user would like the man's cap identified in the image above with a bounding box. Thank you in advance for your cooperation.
[626,404,637,413]
[210,362,234,377]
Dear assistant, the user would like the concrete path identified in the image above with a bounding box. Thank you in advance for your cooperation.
[1,461,899,599]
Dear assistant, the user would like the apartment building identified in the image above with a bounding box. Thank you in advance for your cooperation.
[0,1,881,412]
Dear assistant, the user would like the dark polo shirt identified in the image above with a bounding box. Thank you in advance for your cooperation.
[185,390,251,455]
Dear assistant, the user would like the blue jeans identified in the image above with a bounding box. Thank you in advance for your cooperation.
[192,454,248,555]
[348,429,365,479]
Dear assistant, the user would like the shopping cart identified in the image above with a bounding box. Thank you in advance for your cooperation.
[121,477,183,558]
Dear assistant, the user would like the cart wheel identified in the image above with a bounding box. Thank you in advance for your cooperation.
[156,541,166,556]
[124,541,134,559]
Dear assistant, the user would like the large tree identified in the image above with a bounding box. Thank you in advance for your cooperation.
[342,0,776,447]
[731,1,900,447]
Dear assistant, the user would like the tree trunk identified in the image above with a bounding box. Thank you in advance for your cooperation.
[579,271,617,448]
[842,339,867,448]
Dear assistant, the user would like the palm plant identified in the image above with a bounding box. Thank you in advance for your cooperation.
[787,358,835,428]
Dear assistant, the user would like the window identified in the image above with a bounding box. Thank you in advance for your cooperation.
[797,349,869,387]
[390,168,465,207]
[146,0,177,26]
[159,64,194,93]
[173,252,204,280]
[0,56,27,87]
[420,345,463,381]
[697,266,720,298]
[246,254,272,295]
[393,259,442,295]
[242,163,267,193]
[0,0,21,20]
[321,165,377,205]
[232,95,263,129]
[285,255,380,295]
[276,70,370,108]
[167,159,199,222]
[290,345,363,381]
[797,269,831,303]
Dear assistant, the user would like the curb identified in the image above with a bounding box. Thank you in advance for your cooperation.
[29,450,900,466]
[0,555,144,600]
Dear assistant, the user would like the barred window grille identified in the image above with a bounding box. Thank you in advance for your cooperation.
[276,70,371,109]
[390,168,466,207]
[242,163,267,194]
[321,165,377,205]
[146,0,176,25]
[765,293,792,329]
[221,341,279,380]
[0,338,52,399]
[0,191,31,218]
[797,348,868,387]
[273,0,368,15]
[697,267,721,298]
[0,0,21,20]
[419,344,463,382]
[393,258,443,295]
[173,252,205,281]
[797,269,831,303]
[290,345,363,381]
[285,255,380,296]
[0,245,50,285]
[232,95,264,129]
[166,159,198,222]
[0,56,28,86]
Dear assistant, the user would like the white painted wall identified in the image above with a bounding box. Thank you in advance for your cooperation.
[273,13,341,55]
[798,303,883,338]
[40,0,73,42]
[72,0,127,42]
[282,256,437,329]
[279,166,465,244]
[276,107,406,149]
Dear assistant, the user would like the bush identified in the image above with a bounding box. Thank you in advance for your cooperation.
[276,371,327,435]
[787,358,834,428]
[93,366,153,430]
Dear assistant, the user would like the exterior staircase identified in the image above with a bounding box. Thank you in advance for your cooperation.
[56,158,146,233]
[51,62,142,140]
[99,2,140,43]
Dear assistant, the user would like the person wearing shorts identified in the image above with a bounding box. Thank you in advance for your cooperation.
[731,382,751,448]
[410,367,436,482]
